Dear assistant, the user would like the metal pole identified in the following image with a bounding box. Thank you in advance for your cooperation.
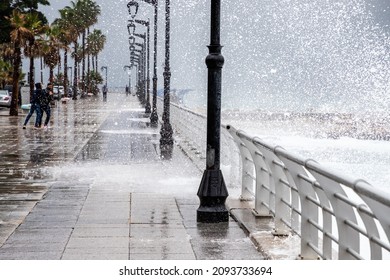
[135,41,145,104]
[139,0,158,126]
[196,0,229,223]
[150,1,159,127]
[159,0,174,159]
[145,23,151,113]
[40,57,43,83]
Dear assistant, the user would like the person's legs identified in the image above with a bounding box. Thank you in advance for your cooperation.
[44,106,51,127]
[35,105,42,128]
[23,104,36,127]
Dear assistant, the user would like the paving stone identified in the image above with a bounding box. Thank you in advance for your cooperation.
[66,237,129,248]
[71,226,129,237]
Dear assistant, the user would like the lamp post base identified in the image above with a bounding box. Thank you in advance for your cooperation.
[160,122,174,159]
[150,110,158,128]
[197,169,229,223]
[145,102,151,114]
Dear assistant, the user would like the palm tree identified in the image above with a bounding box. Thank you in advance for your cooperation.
[0,59,12,89]
[87,29,105,92]
[8,9,39,116]
[88,29,106,72]
[62,2,85,99]
[77,0,101,94]
[53,14,74,98]
[43,25,61,85]
[0,43,14,88]
[23,13,46,101]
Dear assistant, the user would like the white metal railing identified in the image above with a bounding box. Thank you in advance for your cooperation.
[158,99,390,260]
[225,125,390,260]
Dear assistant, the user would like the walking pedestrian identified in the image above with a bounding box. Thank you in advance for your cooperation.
[102,85,108,101]
[22,83,43,129]
[125,85,129,96]
[37,83,54,129]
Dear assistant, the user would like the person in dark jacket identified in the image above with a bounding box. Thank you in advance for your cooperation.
[37,83,54,128]
[22,83,43,129]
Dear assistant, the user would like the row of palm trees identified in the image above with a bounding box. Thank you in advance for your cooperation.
[0,0,106,116]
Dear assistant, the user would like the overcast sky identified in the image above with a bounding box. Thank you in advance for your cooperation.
[33,0,390,112]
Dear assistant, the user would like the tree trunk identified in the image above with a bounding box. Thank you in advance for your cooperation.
[10,42,21,116]
[87,28,90,93]
[49,66,54,84]
[92,55,95,72]
[96,54,98,73]
[72,41,78,100]
[64,49,68,98]
[28,40,35,101]
[82,30,86,93]
[57,47,61,85]
[29,55,34,102]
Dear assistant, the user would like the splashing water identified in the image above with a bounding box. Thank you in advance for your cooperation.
[177,0,389,114]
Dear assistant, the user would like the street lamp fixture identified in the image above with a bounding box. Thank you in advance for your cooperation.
[130,53,140,61]
[127,0,139,18]
[196,0,229,223]
[129,35,136,45]
[127,21,136,35]
[133,33,146,40]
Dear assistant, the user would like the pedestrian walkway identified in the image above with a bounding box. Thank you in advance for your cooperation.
[0,93,267,260]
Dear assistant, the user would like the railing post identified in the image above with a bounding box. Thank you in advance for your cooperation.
[279,157,321,259]
[225,126,254,201]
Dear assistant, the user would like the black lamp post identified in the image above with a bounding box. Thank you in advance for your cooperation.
[132,63,139,87]
[127,0,139,98]
[135,19,151,114]
[159,0,174,160]
[196,0,229,223]
[139,0,158,127]
[131,49,143,100]
[101,66,108,87]
[134,34,147,106]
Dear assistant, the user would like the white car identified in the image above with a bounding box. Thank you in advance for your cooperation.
[0,90,12,107]
[53,86,64,100]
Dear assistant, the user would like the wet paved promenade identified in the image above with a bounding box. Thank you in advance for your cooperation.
[0,93,266,260]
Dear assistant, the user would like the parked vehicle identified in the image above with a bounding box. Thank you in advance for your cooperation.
[4,85,12,94]
[53,86,64,100]
[0,90,12,107]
